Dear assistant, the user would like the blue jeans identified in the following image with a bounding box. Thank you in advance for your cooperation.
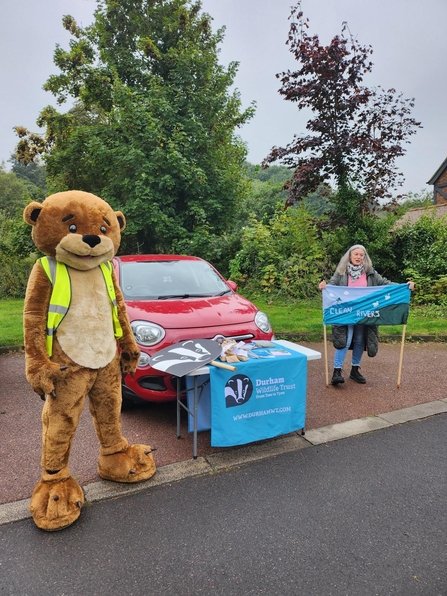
[334,324,365,369]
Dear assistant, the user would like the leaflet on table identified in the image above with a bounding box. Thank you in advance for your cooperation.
[245,341,292,359]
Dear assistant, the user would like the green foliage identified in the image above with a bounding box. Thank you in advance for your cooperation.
[229,206,328,299]
[331,185,363,232]
[402,271,447,306]
[237,177,287,225]
[301,184,335,217]
[0,167,43,299]
[396,189,433,215]
[329,184,391,236]
[172,226,241,278]
[9,157,47,196]
[393,214,447,277]
[0,167,37,218]
[0,216,36,258]
[390,212,447,304]
[411,302,447,321]
[320,200,398,279]
[0,209,37,299]
[0,254,35,299]
[360,214,401,276]
[245,163,291,185]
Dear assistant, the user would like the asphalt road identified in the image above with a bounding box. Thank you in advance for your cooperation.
[1,341,447,504]
[1,413,446,596]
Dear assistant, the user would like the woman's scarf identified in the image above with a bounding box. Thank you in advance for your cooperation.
[347,263,364,283]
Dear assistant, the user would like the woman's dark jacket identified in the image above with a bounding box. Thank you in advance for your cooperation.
[329,268,391,357]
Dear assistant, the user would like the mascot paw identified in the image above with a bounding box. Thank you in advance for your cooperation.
[98,444,156,483]
[30,469,84,531]
[120,349,141,375]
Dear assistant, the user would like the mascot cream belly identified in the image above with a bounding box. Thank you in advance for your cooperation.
[23,190,156,531]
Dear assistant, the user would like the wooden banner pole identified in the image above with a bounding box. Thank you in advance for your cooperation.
[323,324,329,387]
[397,324,407,388]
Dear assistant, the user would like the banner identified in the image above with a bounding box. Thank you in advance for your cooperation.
[322,284,411,326]
[209,345,307,447]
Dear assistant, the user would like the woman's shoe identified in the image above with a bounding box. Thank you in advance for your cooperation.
[350,366,366,384]
[331,368,344,385]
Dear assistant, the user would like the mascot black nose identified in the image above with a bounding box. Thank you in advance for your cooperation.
[82,234,101,248]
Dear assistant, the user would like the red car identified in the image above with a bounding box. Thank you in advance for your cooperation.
[113,255,274,404]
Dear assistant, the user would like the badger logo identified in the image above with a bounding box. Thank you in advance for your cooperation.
[225,374,253,408]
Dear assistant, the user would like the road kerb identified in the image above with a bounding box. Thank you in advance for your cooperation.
[1,400,446,527]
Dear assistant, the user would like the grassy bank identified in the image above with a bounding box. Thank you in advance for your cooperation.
[1,297,446,349]
[249,297,447,340]
[0,299,24,346]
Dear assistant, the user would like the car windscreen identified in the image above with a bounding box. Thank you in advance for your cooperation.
[119,260,231,299]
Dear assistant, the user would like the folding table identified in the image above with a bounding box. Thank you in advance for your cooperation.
[176,339,321,458]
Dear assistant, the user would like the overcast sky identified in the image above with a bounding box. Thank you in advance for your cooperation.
[1,0,446,196]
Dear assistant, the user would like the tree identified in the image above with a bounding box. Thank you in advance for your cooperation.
[263,3,422,225]
[14,0,254,254]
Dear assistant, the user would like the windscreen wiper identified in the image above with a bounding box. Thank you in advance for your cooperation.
[157,294,207,299]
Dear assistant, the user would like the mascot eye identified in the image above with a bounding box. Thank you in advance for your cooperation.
[69,224,77,233]
[100,226,107,234]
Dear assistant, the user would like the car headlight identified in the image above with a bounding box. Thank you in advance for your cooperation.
[255,311,272,334]
[138,352,151,367]
[131,320,165,347]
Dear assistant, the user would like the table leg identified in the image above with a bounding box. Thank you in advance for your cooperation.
[176,377,181,439]
[193,376,198,459]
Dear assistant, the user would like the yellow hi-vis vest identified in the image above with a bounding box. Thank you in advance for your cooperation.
[39,256,123,357]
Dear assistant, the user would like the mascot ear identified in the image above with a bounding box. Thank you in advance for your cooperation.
[116,211,126,231]
[23,202,43,226]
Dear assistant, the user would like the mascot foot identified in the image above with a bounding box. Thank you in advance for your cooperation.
[98,444,156,483]
[30,468,84,531]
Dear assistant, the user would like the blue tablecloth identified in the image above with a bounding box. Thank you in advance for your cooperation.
[186,342,307,447]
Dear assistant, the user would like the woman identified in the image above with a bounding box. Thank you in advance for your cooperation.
[319,244,414,385]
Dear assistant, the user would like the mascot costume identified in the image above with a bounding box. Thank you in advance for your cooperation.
[23,190,156,531]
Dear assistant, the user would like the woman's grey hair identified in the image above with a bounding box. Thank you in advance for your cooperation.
[335,244,373,274]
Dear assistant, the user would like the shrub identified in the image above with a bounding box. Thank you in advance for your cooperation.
[229,206,328,299]
[0,254,35,299]
[390,212,447,303]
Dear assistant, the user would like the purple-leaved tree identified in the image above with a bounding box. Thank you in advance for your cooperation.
[263,3,422,221]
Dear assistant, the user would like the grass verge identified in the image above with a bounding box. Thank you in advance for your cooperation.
[0,299,24,346]
[249,297,447,340]
[0,297,446,349]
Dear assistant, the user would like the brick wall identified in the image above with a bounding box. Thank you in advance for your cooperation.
[434,169,447,204]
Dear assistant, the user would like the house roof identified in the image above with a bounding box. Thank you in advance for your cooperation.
[392,204,447,230]
[427,157,447,185]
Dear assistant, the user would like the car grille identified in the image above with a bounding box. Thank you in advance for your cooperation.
[138,376,167,391]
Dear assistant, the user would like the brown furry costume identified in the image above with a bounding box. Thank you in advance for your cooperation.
[23,190,156,531]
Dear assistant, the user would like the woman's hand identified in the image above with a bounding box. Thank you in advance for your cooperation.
[319,280,327,290]
[408,281,415,291]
